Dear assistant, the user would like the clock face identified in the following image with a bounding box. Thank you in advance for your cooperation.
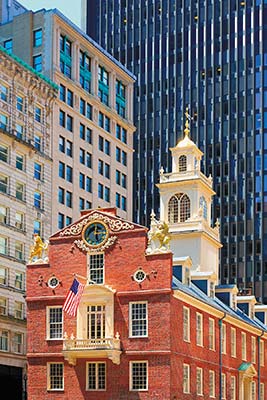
[83,221,108,247]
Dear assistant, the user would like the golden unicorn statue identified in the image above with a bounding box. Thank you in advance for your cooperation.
[29,234,48,262]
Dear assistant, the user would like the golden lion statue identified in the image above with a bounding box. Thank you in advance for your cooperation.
[29,234,48,262]
[152,221,170,249]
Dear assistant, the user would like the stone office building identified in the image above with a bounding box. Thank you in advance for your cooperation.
[0,46,57,398]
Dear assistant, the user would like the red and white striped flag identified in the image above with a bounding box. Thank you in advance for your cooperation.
[63,278,85,317]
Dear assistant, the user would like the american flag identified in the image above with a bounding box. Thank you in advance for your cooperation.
[63,278,85,317]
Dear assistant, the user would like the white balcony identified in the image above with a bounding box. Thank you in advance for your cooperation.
[159,169,213,188]
[62,335,121,365]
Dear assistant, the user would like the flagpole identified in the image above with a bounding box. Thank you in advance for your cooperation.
[71,272,88,282]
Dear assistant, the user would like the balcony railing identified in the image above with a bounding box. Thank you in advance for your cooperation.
[159,169,213,188]
[63,335,121,366]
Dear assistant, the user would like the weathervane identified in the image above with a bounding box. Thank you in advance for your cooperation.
[184,106,193,137]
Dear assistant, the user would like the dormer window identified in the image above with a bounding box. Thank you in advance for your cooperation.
[168,193,190,223]
[179,155,187,172]
[199,196,207,220]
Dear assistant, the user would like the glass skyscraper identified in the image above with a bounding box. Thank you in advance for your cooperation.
[84,0,267,302]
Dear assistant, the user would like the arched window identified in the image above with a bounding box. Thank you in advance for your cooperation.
[168,193,190,223]
[199,196,207,220]
[180,194,190,222]
[179,155,187,172]
[168,196,179,223]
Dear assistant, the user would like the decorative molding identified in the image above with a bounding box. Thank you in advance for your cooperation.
[74,235,117,253]
[60,212,134,237]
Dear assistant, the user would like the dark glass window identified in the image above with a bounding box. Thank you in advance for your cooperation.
[33,29,42,47]
[33,54,42,72]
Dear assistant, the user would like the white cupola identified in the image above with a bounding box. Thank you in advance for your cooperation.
[156,108,222,275]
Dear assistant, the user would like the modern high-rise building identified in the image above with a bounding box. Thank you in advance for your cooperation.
[84,0,267,302]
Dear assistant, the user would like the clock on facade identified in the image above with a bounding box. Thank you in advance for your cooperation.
[83,221,109,247]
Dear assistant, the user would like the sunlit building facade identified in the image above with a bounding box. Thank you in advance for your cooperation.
[0,3,136,231]
[0,46,57,399]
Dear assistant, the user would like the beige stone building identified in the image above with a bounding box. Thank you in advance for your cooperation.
[0,47,57,394]
[0,5,136,234]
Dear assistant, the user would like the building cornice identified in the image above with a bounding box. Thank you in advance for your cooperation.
[173,289,265,336]
[0,46,58,92]
[173,289,224,318]
[117,288,172,297]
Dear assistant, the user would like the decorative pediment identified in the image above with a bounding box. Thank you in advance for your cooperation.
[238,362,257,377]
[50,208,145,253]
[58,211,135,237]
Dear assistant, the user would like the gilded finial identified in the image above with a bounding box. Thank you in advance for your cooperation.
[184,106,191,137]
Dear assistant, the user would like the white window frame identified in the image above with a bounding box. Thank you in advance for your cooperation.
[0,329,9,351]
[251,380,256,400]
[196,367,203,396]
[0,143,8,162]
[14,301,23,319]
[251,336,256,363]
[209,370,215,398]
[209,318,215,350]
[88,253,105,284]
[221,373,226,399]
[129,301,148,338]
[196,312,203,347]
[87,304,106,340]
[230,376,236,400]
[15,241,24,260]
[260,383,265,400]
[183,306,190,342]
[183,364,190,394]
[15,152,25,171]
[221,323,226,354]
[86,361,106,391]
[46,306,63,340]
[15,271,24,290]
[47,362,64,391]
[15,211,24,230]
[0,296,8,315]
[0,174,8,194]
[0,235,8,255]
[231,327,236,358]
[130,360,148,391]
[0,266,8,285]
[0,205,8,224]
[12,332,23,353]
[241,332,247,361]
[260,339,264,366]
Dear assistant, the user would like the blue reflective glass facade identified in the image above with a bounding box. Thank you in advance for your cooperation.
[86,0,267,302]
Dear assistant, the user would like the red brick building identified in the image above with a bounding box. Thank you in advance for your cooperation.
[26,205,267,400]
[26,129,267,399]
